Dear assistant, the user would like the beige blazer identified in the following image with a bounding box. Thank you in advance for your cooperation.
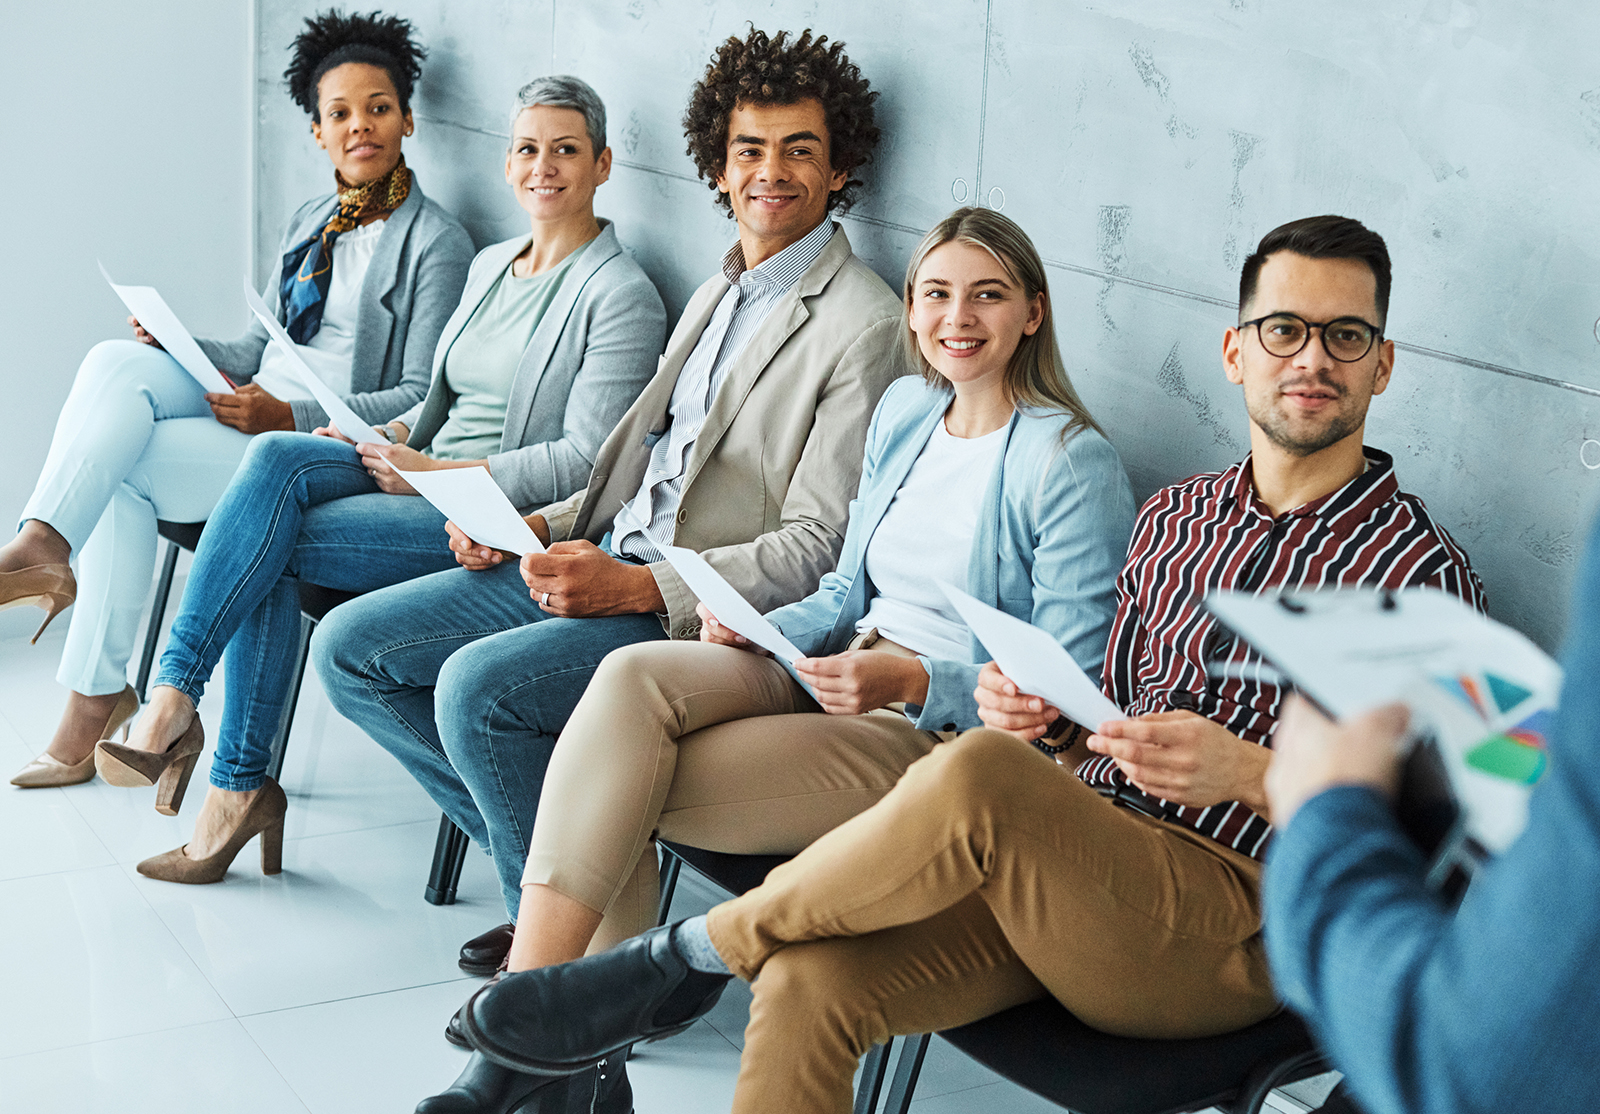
[536,224,905,637]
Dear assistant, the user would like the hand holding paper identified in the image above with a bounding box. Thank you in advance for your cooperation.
[241,278,386,443]
[393,466,545,555]
[662,547,803,663]
[99,262,232,393]
[939,582,1125,731]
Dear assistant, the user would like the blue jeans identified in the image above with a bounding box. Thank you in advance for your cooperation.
[153,432,459,791]
[311,560,669,917]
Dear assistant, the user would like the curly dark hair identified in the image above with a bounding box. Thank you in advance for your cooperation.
[283,9,426,122]
[682,28,880,215]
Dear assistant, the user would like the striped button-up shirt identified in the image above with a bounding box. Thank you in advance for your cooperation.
[1078,448,1486,860]
[614,219,837,562]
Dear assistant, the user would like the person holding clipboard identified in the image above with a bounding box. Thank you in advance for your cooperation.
[5,11,472,790]
[97,72,664,887]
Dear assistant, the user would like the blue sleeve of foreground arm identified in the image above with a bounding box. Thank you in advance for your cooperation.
[1266,510,1600,1114]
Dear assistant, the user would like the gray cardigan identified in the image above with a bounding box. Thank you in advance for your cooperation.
[395,220,667,509]
[195,179,474,432]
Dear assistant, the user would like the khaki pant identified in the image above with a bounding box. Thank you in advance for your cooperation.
[707,729,1278,1114]
[522,639,942,951]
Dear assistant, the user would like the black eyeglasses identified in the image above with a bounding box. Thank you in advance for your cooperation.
[1239,312,1383,363]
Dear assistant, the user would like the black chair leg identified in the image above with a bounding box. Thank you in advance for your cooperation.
[853,1040,894,1114]
[879,1033,930,1114]
[135,540,182,702]
[656,846,684,926]
[426,813,470,905]
[266,613,315,783]
[1231,1048,1331,1114]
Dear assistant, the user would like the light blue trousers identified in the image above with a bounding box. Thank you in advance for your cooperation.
[21,340,251,695]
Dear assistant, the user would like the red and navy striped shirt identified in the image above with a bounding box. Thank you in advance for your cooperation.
[1077,448,1486,860]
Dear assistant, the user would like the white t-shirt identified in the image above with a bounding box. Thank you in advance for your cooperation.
[855,417,1009,661]
[253,217,384,401]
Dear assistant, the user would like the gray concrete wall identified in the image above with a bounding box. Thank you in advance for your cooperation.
[252,0,1600,651]
[0,0,251,554]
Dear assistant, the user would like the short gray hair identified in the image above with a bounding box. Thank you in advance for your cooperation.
[509,74,607,154]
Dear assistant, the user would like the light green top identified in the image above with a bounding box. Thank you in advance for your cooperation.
[430,248,582,461]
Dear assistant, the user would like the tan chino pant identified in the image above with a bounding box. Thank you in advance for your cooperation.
[706,729,1279,1114]
[522,640,943,951]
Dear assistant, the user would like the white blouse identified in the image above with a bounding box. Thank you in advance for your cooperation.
[253,217,384,401]
[854,417,1009,662]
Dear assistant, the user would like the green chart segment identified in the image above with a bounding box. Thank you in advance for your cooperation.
[1464,708,1553,786]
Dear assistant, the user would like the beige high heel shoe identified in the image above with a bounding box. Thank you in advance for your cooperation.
[0,563,76,643]
[95,715,206,816]
[136,778,287,884]
[10,684,140,788]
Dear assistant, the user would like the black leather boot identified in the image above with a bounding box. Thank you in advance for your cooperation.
[415,1051,570,1114]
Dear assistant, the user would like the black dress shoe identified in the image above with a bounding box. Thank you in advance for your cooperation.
[415,1051,566,1113]
[460,922,517,976]
[462,924,731,1076]
[448,972,505,1048]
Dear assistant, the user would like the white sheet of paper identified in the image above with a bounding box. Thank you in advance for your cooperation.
[241,278,386,443]
[939,581,1126,731]
[392,466,545,555]
[663,546,804,664]
[99,262,232,394]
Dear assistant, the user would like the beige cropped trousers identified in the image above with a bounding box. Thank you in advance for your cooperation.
[521,639,943,952]
[705,729,1279,1114]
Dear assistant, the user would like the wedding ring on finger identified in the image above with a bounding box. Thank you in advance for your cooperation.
[541,591,551,606]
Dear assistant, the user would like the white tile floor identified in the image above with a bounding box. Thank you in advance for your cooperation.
[0,599,1334,1114]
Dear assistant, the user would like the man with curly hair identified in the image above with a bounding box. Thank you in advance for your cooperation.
[317,23,902,1074]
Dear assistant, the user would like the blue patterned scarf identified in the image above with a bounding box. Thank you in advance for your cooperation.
[278,158,410,344]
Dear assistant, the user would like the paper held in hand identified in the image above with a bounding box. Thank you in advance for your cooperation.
[938,581,1125,732]
[391,466,545,555]
[241,278,387,444]
[99,262,232,394]
[662,546,804,664]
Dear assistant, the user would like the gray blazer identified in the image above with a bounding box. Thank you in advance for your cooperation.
[195,180,474,432]
[394,221,666,508]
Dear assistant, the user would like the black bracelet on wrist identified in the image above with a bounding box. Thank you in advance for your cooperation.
[1031,722,1084,756]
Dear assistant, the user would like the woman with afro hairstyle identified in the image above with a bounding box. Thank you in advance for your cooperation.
[4,10,472,793]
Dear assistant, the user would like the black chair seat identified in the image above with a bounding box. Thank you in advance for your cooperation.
[156,519,206,552]
[939,1000,1322,1114]
[296,582,362,622]
[658,841,790,895]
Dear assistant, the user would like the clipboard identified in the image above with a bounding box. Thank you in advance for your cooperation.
[1205,587,1562,890]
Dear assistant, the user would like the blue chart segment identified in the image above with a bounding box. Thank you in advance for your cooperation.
[1485,673,1533,714]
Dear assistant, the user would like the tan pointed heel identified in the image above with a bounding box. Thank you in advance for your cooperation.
[96,716,206,815]
[0,563,77,644]
[136,778,288,885]
[10,684,140,789]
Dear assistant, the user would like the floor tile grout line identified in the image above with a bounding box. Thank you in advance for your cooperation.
[0,1012,247,1065]
[231,975,483,1021]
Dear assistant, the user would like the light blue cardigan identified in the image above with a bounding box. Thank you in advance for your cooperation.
[765,375,1137,733]
[392,220,667,509]
[196,179,475,432]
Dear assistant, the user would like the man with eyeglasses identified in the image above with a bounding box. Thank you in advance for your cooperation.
[423,216,1488,1110]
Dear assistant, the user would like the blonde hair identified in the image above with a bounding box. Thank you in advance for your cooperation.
[902,207,1103,441]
